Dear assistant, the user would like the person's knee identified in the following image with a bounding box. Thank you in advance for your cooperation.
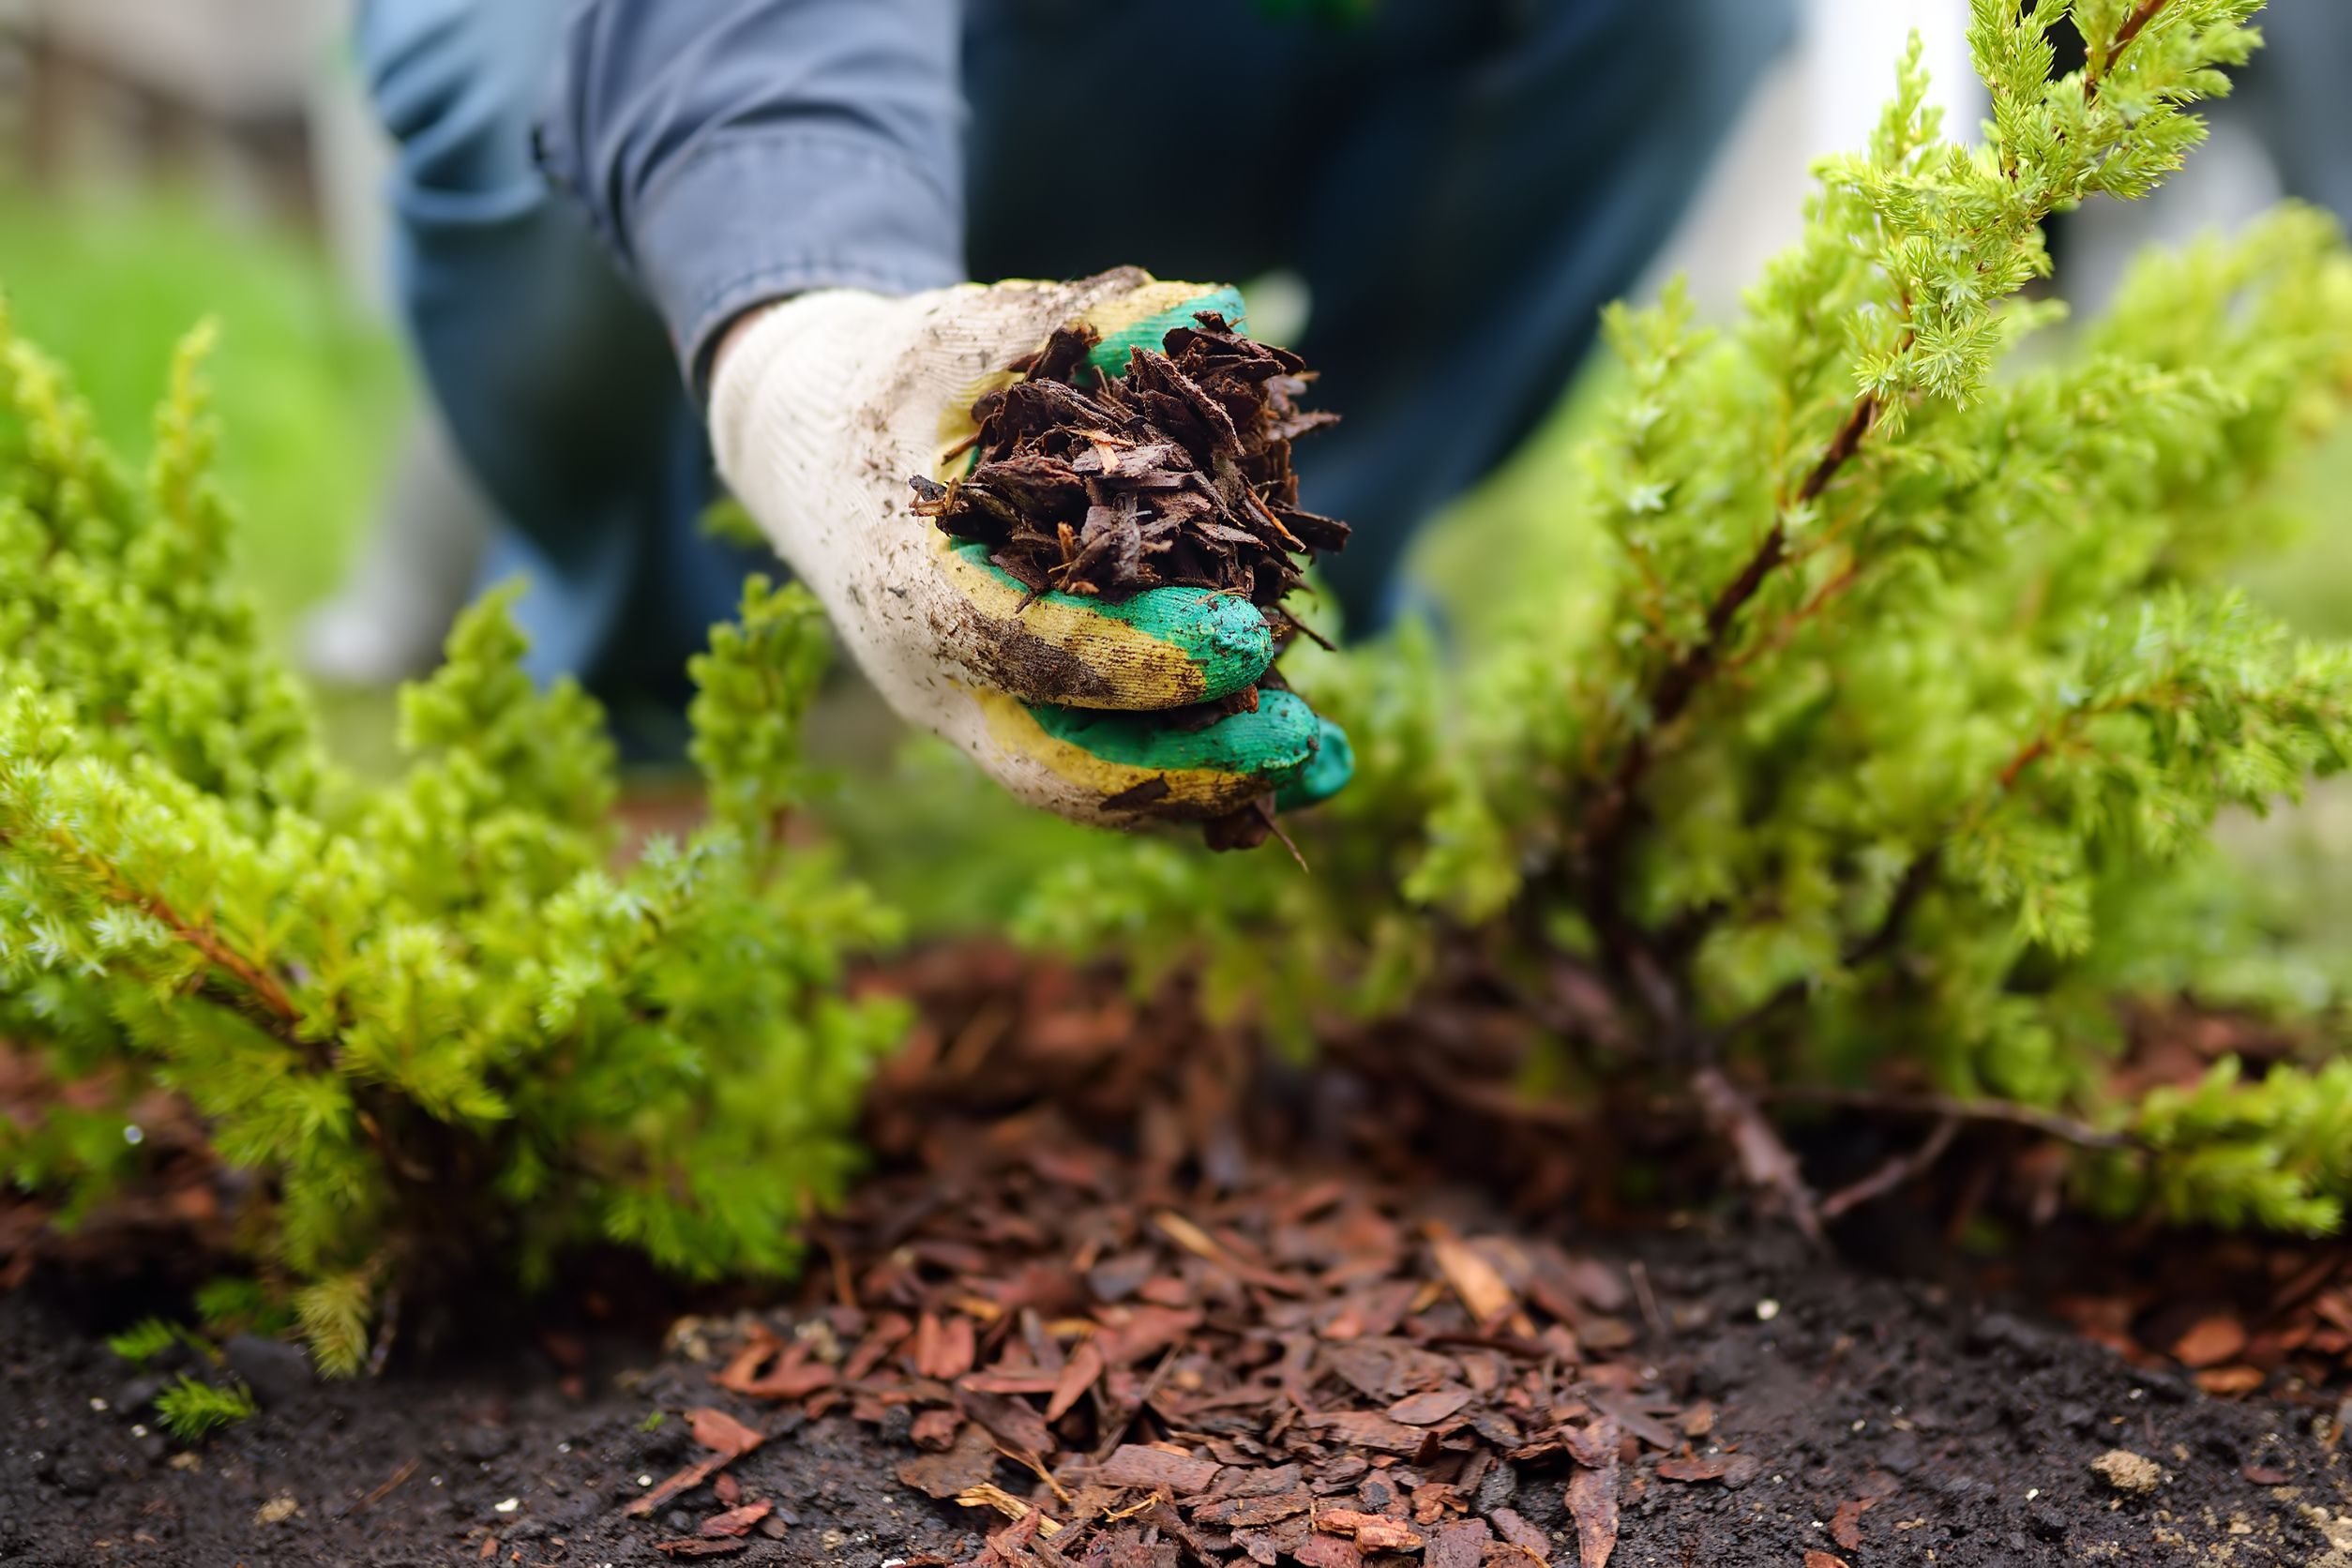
[355,0,561,199]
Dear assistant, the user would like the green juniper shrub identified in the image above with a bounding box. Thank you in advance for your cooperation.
[0,311,906,1373]
[1019,0,2352,1232]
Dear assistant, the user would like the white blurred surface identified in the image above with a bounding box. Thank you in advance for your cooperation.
[1652,0,1982,315]
[25,0,339,117]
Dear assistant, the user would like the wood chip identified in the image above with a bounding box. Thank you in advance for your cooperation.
[897,1425,1003,1499]
[1297,1533,1366,1568]
[701,1502,773,1539]
[1429,1226,1517,1326]
[1830,1496,1877,1550]
[1314,1511,1423,1552]
[1096,1444,1221,1496]
[912,1408,963,1452]
[1487,1508,1551,1564]
[1388,1388,1475,1426]
[1429,1516,1494,1568]
[1652,1454,1761,1486]
[1192,1489,1314,1529]
[2196,1365,2267,1396]
[2174,1315,2249,1369]
[956,1484,1064,1536]
[1311,1410,1433,1455]
[686,1408,764,1459]
[1565,1460,1618,1568]
[962,1387,1053,1457]
[1048,1339,1105,1423]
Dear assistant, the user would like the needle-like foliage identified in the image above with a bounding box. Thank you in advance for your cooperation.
[0,310,905,1371]
[1020,0,2352,1233]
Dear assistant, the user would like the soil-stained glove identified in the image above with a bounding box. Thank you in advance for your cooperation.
[711,268,1352,828]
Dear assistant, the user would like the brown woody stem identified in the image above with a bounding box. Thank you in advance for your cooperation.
[1762,1084,2132,1151]
[11,822,303,1032]
[2090,0,2170,91]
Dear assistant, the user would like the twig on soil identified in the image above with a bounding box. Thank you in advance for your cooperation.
[1763,1084,2133,1151]
[1694,1065,1824,1246]
[350,1455,419,1515]
[1629,1260,1669,1343]
[368,1289,400,1378]
[1819,1115,1962,1221]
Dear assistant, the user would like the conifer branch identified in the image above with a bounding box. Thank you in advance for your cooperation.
[3,821,302,1033]
[2090,0,2173,90]
[1,325,899,1369]
[1578,380,1886,875]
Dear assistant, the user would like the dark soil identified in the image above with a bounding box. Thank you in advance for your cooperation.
[9,1229,2347,1567]
[7,953,2352,1568]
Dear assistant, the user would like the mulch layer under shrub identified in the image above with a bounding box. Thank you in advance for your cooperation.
[5,945,2352,1568]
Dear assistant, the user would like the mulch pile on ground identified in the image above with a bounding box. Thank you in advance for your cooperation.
[8,947,2352,1567]
[612,950,2352,1567]
[912,314,1346,613]
[700,1109,1663,1568]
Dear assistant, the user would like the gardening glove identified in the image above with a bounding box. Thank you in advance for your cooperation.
[711,267,1353,828]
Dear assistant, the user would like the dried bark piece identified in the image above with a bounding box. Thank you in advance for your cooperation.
[1191,1488,1314,1529]
[686,1408,765,1458]
[1564,1462,1618,1568]
[2173,1315,2248,1368]
[1428,1518,1493,1568]
[701,1502,774,1539]
[1316,1510,1424,1551]
[653,1538,750,1558]
[1298,1533,1367,1568]
[1388,1388,1475,1426]
[1486,1508,1551,1563]
[961,1388,1054,1457]
[912,1409,963,1452]
[1311,1410,1434,1455]
[916,1313,979,1381]
[897,1425,1005,1499]
[1829,1496,1877,1550]
[1048,1340,1106,1423]
[1095,1444,1221,1496]
[1428,1227,1516,1326]
[1652,1454,1760,1486]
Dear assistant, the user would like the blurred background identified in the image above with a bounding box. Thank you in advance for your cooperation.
[0,0,2346,935]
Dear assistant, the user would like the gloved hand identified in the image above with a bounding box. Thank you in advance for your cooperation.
[711,267,1352,828]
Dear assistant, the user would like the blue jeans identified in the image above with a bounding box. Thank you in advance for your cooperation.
[357,0,1793,712]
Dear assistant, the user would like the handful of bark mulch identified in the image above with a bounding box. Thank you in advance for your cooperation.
[911,313,1348,611]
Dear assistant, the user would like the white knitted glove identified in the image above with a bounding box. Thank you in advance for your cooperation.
[710,267,1350,827]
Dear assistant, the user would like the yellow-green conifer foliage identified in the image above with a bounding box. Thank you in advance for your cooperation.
[0,314,904,1372]
[1021,0,2352,1233]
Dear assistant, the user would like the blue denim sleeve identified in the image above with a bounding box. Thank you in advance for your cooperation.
[537,0,968,392]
